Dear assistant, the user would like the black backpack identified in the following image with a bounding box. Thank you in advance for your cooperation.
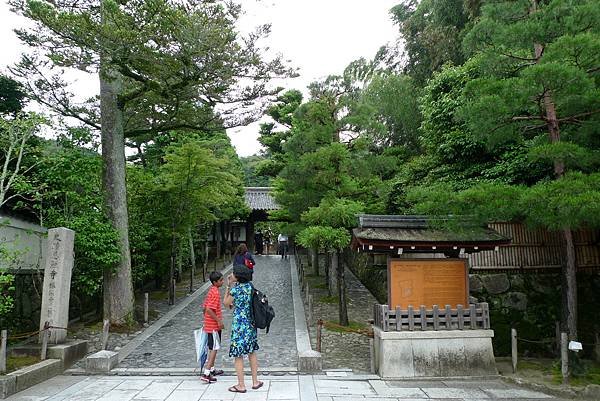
[250,285,275,333]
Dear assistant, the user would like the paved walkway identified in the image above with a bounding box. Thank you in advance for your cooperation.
[5,374,565,400]
[119,255,297,369]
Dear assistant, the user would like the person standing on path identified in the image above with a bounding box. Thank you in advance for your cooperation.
[201,271,225,383]
[277,233,288,259]
[223,265,263,393]
[233,243,255,270]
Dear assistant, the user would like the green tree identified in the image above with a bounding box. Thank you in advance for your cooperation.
[0,75,26,116]
[11,0,292,323]
[458,0,600,340]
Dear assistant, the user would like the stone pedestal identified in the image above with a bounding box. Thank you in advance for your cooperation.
[39,228,75,344]
[298,350,322,372]
[373,327,497,379]
[86,350,118,373]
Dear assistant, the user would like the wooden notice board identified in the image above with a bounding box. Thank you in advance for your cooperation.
[387,259,468,309]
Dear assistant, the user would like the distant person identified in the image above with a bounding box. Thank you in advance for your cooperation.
[201,271,225,383]
[254,232,264,255]
[233,243,255,273]
[277,233,288,259]
[223,265,263,393]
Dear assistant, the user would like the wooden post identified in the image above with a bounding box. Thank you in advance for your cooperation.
[561,332,569,384]
[172,279,176,303]
[101,319,110,351]
[420,306,426,331]
[369,338,375,373]
[555,321,561,356]
[445,305,452,330]
[595,332,600,363]
[0,330,7,373]
[307,294,313,324]
[144,293,149,324]
[511,328,518,373]
[469,304,476,329]
[316,319,323,353]
[433,305,440,331]
[40,322,49,360]
[457,304,464,330]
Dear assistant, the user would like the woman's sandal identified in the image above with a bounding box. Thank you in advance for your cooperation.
[228,385,247,393]
[252,381,264,390]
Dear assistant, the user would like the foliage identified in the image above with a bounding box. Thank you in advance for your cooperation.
[391,0,475,83]
[0,114,46,209]
[301,198,364,229]
[34,141,121,297]
[10,0,294,136]
[296,226,350,252]
[0,74,27,116]
[0,269,15,325]
[240,155,270,187]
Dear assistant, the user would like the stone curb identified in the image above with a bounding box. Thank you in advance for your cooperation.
[1,359,62,399]
[290,254,322,372]
[117,263,233,364]
[501,375,594,400]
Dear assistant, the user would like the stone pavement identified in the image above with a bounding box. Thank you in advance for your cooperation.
[118,255,297,369]
[5,374,565,400]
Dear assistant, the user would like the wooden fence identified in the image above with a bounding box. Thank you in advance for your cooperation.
[373,303,490,331]
[470,223,600,272]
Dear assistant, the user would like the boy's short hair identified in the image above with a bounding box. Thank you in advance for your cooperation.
[209,271,223,284]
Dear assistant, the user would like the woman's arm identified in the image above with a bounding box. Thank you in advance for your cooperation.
[223,273,237,309]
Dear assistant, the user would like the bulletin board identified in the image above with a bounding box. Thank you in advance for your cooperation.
[387,258,468,309]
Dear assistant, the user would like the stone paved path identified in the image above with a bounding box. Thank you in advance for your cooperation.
[119,255,297,369]
[5,374,565,400]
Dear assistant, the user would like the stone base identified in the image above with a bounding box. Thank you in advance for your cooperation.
[47,340,88,369]
[298,350,322,372]
[1,359,62,399]
[86,350,118,373]
[0,376,16,399]
[373,327,497,379]
[10,340,88,370]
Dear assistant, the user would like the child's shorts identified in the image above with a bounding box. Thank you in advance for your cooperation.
[208,330,222,350]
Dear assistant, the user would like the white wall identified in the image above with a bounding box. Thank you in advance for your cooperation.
[0,214,47,271]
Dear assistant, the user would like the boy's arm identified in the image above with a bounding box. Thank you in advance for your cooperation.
[203,306,224,329]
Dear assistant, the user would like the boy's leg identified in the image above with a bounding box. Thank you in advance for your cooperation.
[206,349,217,371]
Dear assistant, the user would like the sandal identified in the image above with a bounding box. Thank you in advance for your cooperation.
[252,381,264,390]
[228,385,247,393]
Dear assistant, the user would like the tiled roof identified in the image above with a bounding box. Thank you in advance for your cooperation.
[352,214,511,252]
[244,187,280,211]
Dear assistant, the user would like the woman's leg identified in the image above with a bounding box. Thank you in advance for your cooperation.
[248,352,259,386]
[234,357,246,390]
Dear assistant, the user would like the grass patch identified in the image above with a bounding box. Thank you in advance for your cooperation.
[319,295,337,304]
[314,283,328,290]
[550,360,600,386]
[517,360,550,372]
[149,290,168,301]
[5,355,40,374]
[324,320,369,335]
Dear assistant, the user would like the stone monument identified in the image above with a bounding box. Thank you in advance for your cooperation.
[39,227,75,344]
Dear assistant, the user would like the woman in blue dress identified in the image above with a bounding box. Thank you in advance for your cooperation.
[223,264,262,393]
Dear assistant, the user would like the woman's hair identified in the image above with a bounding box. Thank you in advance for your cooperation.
[235,275,250,284]
[233,264,252,283]
[235,243,248,255]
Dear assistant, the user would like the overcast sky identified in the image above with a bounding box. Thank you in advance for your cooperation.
[0,0,400,157]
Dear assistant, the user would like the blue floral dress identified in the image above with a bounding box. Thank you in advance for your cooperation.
[229,282,259,357]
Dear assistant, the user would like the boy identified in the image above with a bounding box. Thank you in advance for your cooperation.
[201,271,225,383]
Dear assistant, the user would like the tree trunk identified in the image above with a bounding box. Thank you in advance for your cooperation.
[562,228,578,340]
[336,251,348,326]
[203,238,209,282]
[329,252,339,296]
[532,26,577,340]
[324,252,331,296]
[213,222,219,269]
[188,226,195,293]
[168,232,176,305]
[312,246,319,276]
[100,42,134,325]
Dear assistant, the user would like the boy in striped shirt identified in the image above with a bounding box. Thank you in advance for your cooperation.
[201,271,225,383]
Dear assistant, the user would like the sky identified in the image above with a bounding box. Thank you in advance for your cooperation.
[0,0,400,157]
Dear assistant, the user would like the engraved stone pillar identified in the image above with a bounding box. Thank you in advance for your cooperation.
[39,228,75,344]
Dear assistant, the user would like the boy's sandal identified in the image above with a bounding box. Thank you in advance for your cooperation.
[252,381,264,390]
[228,385,247,393]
